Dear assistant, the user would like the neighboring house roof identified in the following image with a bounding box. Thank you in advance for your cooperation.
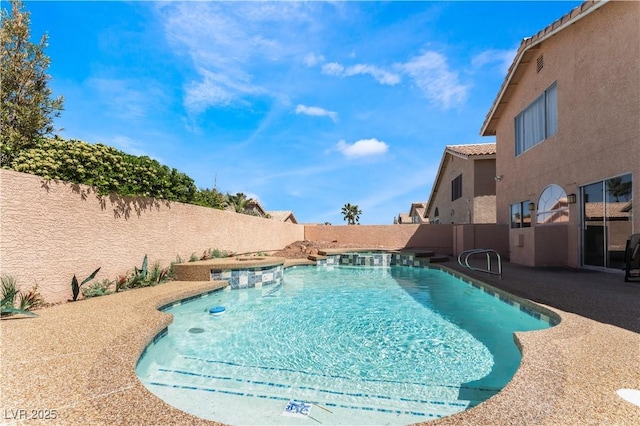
[268,210,299,224]
[409,202,428,222]
[446,143,497,158]
[481,0,609,136]
[584,202,632,220]
[226,199,269,217]
[397,213,412,224]
[425,143,496,218]
[397,202,428,224]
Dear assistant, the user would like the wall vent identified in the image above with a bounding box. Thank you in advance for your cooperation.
[536,54,544,73]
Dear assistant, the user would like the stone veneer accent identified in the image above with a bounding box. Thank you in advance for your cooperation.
[317,252,430,269]
[211,264,284,289]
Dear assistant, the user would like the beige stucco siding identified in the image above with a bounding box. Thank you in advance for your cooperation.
[472,159,497,223]
[430,155,474,224]
[429,155,496,224]
[493,1,639,266]
[0,170,304,303]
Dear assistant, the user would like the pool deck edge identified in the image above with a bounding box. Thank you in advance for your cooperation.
[1,264,639,425]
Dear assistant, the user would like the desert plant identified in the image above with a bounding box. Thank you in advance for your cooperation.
[147,261,170,285]
[17,283,43,311]
[70,267,101,301]
[209,248,230,258]
[115,274,128,292]
[1,274,42,317]
[167,255,182,281]
[120,256,173,290]
[81,279,113,298]
[135,254,148,279]
[200,248,230,260]
[189,253,199,262]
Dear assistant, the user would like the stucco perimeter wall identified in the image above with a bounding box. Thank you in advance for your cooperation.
[0,170,304,303]
[453,224,509,258]
[304,224,454,254]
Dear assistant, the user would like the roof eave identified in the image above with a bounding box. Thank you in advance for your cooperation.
[480,0,609,136]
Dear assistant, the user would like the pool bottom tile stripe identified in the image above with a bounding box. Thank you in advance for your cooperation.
[181,355,501,395]
[156,368,473,409]
[145,380,445,420]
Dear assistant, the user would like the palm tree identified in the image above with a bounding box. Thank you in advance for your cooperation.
[341,203,362,225]
[226,192,250,213]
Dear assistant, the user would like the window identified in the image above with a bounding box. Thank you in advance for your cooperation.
[515,82,558,155]
[451,174,462,201]
[537,184,569,224]
[431,207,440,224]
[510,201,532,228]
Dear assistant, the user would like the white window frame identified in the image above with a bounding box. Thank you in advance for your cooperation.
[515,82,558,156]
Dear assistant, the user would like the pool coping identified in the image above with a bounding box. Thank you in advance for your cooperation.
[1,256,638,425]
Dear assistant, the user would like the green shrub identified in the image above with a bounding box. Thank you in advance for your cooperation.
[117,255,172,291]
[5,137,198,203]
[81,279,113,298]
[1,274,43,317]
[199,248,231,260]
[70,267,101,301]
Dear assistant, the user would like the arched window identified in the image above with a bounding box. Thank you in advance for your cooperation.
[432,207,440,224]
[537,184,569,224]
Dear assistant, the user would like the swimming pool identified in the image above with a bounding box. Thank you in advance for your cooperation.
[136,264,555,425]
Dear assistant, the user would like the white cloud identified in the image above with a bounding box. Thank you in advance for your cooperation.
[295,104,338,122]
[184,68,264,112]
[157,2,314,113]
[87,78,165,120]
[399,51,468,109]
[344,64,401,85]
[472,48,518,75]
[321,62,400,85]
[335,138,389,158]
[321,62,345,76]
[304,52,325,67]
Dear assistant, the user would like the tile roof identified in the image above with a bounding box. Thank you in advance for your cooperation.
[446,143,496,157]
[584,202,632,219]
[425,143,497,218]
[397,213,412,224]
[267,210,298,223]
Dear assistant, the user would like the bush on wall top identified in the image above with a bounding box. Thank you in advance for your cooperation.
[5,136,201,203]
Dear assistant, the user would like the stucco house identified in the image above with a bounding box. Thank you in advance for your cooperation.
[268,210,299,224]
[480,0,639,269]
[425,143,497,225]
[396,202,428,224]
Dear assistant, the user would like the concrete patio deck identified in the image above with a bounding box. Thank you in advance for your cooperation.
[1,259,639,425]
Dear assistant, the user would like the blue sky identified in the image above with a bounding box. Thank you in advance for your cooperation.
[24,0,581,225]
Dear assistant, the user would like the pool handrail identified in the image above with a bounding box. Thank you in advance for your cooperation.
[457,248,502,279]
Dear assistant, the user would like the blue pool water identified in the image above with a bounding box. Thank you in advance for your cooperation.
[136,265,553,425]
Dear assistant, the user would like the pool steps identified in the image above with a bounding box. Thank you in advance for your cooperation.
[140,352,496,421]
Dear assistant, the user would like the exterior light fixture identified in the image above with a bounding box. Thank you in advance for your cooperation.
[494,175,503,182]
[567,193,577,204]
[528,202,536,211]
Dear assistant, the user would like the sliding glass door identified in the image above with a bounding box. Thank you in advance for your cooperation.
[582,174,633,270]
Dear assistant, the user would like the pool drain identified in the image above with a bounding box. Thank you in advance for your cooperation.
[188,327,205,334]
